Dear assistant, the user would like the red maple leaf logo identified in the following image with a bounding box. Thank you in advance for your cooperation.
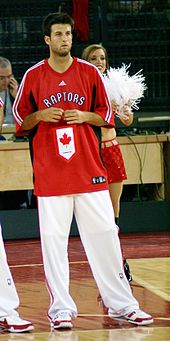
[60,133,72,145]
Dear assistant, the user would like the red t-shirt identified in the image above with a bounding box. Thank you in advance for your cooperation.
[13,57,114,196]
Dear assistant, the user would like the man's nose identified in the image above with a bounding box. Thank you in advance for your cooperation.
[62,34,69,41]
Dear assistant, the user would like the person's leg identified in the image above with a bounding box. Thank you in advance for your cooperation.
[37,196,77,323]
[0,224,34,332]
[0,224,19,317]
[74,191,153,325]
[109,181,123,219]
[74,191,138,313]
[109,182,132,282]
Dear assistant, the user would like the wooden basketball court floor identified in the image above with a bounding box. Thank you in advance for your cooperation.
[0,231,170,341]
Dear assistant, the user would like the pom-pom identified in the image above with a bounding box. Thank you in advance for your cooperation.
[103,64,147,115]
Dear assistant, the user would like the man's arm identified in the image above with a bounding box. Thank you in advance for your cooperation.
[20,107,64,131]
[63,109,109,127]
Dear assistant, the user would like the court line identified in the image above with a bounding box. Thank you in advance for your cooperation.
[9,260,88,268]
[10,263,43,268]
[78,314,170,321]
[132,274,170,302]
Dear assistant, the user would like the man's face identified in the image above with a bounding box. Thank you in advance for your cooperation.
[0,66,13,91]
[45,24,72,57]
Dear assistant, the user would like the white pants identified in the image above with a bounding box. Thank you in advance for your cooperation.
[38,191,139,320]
[0,224,19,318]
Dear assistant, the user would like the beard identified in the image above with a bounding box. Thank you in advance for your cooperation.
[54,46,71,57]
[58,50,70,57]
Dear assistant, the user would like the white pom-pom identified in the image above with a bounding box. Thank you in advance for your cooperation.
[103,64,147,114]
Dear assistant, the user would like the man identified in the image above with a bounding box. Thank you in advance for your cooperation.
[0,66,28,209]
[0,56,18,125]
[0,223,34,333]
[13,12,153,329]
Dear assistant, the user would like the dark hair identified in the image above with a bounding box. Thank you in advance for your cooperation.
[42,12,74,36]
[81,44,109,72]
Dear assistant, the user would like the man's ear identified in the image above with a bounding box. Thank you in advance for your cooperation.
[44,35,50,46]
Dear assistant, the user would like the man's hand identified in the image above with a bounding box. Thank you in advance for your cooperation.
[21,107,64,132]
[63,109,85,124]
[9,76,18,98]
[38,107,64,122]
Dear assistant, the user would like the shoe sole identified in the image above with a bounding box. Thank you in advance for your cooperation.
[53,321,73,329]
[8,325,34,333]
[127,318,153,326]
[109,315,153,326]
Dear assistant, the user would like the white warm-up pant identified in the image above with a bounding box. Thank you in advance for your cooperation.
[38,190,139,320]
[0,224,19,318]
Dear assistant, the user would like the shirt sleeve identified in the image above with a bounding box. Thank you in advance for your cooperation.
[13,71,37,134]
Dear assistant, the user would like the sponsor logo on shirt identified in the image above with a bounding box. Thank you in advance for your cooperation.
[59,80,67,86]
[92,176,106,184]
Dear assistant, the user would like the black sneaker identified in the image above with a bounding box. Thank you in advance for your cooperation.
[123,259,132,282]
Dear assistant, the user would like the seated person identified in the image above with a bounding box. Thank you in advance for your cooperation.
[0,96,29,209]
[0,56,18,125]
